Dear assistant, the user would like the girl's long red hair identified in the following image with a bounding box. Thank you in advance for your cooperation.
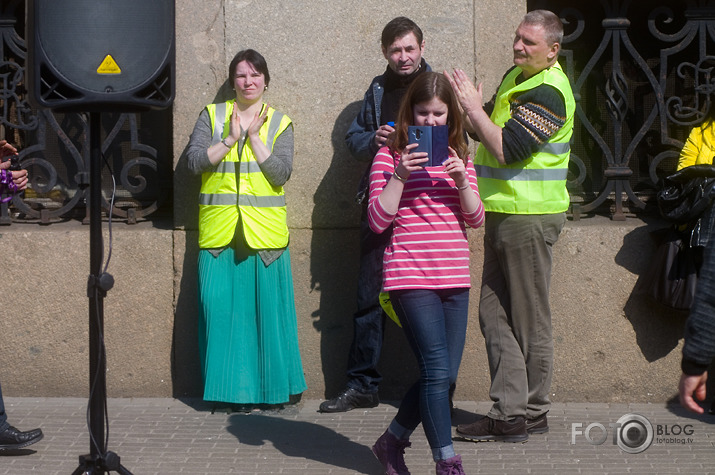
[391,72,468,162]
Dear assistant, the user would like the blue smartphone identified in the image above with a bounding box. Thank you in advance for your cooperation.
[408,125,449,167]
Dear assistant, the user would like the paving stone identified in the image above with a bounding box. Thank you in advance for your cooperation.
[0,398,712,474]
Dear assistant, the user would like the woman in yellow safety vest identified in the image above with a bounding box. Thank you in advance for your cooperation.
[187,49,306,408]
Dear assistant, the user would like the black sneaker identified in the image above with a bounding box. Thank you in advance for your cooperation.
[526,413,549,434]
[0,426,43,450]
[456,416,528,443]
[318,387,379,413]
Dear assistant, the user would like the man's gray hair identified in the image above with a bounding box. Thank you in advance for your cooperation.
[523,9,564,47]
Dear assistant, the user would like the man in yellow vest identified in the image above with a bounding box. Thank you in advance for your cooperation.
[446,10,575,442]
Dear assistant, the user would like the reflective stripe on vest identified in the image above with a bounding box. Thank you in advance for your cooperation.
[212,160,266,174]
[476,62,575,214]
[476,164,568,181]
[212,105,226,144]
[541,142,570,155]
[198,101,292,249]
[198,194,287,207]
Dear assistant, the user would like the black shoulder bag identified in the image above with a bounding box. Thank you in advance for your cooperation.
[656,164,715,224]
[647,165,715,309]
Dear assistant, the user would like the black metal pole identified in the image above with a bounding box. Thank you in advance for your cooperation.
[88,111,107,472]
[73,113,131,475]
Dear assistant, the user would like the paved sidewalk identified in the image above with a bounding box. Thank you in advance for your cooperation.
[0,397,713,474]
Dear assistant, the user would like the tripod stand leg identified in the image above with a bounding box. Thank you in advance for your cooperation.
[71,464,88,475]
[116,465,133,475]
[71,453,99,475]
[70,452,134,475]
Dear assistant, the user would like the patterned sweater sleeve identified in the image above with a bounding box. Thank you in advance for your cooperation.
[502,84,567,164]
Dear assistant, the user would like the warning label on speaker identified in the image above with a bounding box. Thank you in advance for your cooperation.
[97,55,121,75]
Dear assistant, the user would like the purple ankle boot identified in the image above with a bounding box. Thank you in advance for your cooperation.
[371,429,411,475]
[435,454,465,475]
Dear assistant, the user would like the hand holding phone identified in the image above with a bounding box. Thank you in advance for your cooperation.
[408,125,449,167]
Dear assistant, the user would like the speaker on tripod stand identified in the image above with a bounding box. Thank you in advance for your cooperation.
[26,1,175,473]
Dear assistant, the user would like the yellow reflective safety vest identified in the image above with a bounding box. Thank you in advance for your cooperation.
[198,101,293,249]
[475,61,575,214]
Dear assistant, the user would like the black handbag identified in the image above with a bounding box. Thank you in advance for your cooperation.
[657,164,715,224]
[645,227,700,310]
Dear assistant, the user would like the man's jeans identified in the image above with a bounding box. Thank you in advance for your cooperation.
[0,380,8,432]
[390,288,469,452]
[345,209,392,394]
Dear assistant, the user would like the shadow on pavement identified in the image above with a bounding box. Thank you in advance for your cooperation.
[0,448,38,457]
[226,413,380,474]
[665,399,715,421]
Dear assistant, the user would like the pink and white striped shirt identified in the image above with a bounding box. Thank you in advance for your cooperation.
[367,146,485,291]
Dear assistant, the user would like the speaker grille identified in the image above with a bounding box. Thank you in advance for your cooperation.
[27,0,175,111]
[38,63,86,103]
[135,63,174,104]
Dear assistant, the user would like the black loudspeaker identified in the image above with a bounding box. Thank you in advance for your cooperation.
[27,0,175,112]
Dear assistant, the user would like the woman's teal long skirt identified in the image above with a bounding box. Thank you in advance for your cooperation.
[198,243,307,404]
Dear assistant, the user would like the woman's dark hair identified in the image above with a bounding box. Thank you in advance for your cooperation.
[228,49,270,86]
[392,72,468,161]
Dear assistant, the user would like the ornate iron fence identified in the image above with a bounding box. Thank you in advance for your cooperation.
[0,1,171,225]
[530,0,715,219]
[4,1,715,223]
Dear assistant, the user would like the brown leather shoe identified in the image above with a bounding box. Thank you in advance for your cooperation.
[0,425,44,450]
[456,415,528,443]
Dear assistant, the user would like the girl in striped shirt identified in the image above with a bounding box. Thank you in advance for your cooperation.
[368,72,484,475]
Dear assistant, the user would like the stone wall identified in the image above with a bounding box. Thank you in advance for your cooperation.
[2,0,708,404]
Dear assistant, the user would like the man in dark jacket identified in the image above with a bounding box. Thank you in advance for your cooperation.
[679,237,715,414]
[320,16,430,412]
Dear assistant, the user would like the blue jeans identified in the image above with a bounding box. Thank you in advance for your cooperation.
[346,208,392,394]
[0,380,7,432]
[389,288,469,458]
